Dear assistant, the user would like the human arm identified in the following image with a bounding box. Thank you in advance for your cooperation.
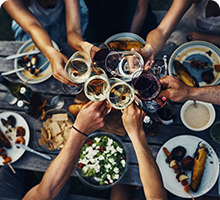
[130,0,148,35]
[186,32,220,47]
[3,0,71,84]
[122,103,167,200]
[23,101,108,200]
[159,75,220,105]
[132,0,200,62]
[65,0,92,55]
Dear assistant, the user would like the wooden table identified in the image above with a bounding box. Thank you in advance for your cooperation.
[0,41,219,198]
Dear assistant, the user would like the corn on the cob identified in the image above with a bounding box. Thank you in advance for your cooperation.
[173,60,199,87]
[191,143,207,192]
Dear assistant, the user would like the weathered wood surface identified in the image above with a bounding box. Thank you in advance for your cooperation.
[0,41,219,197]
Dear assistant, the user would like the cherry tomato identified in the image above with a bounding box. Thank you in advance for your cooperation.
[77,162,84,169]
[87,139,93,146]
[99,146,105,153]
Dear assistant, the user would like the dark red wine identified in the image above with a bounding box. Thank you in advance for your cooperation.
[132,71,161,101]
[94,49,110,62]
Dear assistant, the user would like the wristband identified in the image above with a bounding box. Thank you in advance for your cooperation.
[72,125,88,137]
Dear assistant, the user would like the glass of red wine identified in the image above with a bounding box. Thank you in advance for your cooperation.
[131,69,167,112]
[90,43,111,69]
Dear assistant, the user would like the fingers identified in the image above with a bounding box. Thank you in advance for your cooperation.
[144,60,154,71]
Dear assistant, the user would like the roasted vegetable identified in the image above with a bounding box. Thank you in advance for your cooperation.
[171,146,186,162]
[173,60,199,87]
[163,147,191,193]
[191,143,207,192]
[0,129,11,149]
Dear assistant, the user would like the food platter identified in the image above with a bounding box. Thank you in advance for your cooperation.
[156,135,219,198]
[104,32,145,50]
[14,39,59,84]
[0,112,30,165]
[168,41,220,86]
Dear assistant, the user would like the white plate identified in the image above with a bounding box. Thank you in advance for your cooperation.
[168,41,220,86]
[180,100,215,131]
[156,135,219,198]
[0,112,30,165]
[14,39,59,84]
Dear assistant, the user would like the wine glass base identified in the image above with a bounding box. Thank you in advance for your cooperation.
[50,95,64,109]
[62,83,83,95]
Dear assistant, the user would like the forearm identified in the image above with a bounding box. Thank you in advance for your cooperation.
[189,85,220,105]
[23,129,86,200]
[129,130,167,200]
[130,1,148,34]
[208,35,220,47]
[67,31,92,54]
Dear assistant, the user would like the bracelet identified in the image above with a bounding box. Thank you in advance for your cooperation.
[72,125,88,137]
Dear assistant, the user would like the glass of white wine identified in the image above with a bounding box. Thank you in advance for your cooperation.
[84,67,112,113]
[63,51,92,95]
[84,67,110,101]
[106,78,134,110]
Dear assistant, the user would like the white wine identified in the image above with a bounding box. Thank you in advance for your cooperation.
[65,58,91,83]
[84,75,110,101]
[107,82,134,110]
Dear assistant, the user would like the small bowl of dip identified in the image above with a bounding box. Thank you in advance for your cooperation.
[180,100,215,131]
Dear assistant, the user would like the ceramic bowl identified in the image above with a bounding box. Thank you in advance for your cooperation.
[34,108,75,154]
[180,100,215,131]
[76,132,129,190]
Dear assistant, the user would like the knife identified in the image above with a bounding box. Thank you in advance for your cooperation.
[15,143,52,160]
[216,147,220,195]
[6,49,40,60]
[1,67,29,76]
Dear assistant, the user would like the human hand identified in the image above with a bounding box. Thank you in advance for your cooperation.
[122,102,146,137]
[48,49,74,85]
[186,32,209,42]
[158,75,191,102]
[73,101,108,135]
[131,43,155,63]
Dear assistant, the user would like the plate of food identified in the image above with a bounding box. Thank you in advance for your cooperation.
[14,39,59,84]
[76,132,128,189]
[156,135,219,198]
[0,112,30,165]
[104,32,145,51]
[168,41,220,86]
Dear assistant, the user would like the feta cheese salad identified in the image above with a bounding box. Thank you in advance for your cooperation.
[77,133,127,188]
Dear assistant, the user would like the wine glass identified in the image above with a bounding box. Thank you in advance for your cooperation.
[84,67,110,101]
[149,55,167,79]
[63,51,92,95]
[84,67,112,113]
[106,77,134,110]
[90,43,111,69]
[105,51,144,81]
[131,69,167,112]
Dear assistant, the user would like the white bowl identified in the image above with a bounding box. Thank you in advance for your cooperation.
[180,100,215,131]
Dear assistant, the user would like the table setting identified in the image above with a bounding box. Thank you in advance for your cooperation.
[0,33,220,198]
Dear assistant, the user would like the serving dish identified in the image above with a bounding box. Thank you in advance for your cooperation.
[14,39,59,84]
[34,108,75,154]
[0,112,30,165]
[104,32,145,51]
[168,41,220,86]
[156,135,219,198]
[76,132,128,189]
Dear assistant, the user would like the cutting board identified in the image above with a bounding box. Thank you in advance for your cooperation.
[72,92,127,137]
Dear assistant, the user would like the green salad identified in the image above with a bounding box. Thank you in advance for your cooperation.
[77,135,126,186]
